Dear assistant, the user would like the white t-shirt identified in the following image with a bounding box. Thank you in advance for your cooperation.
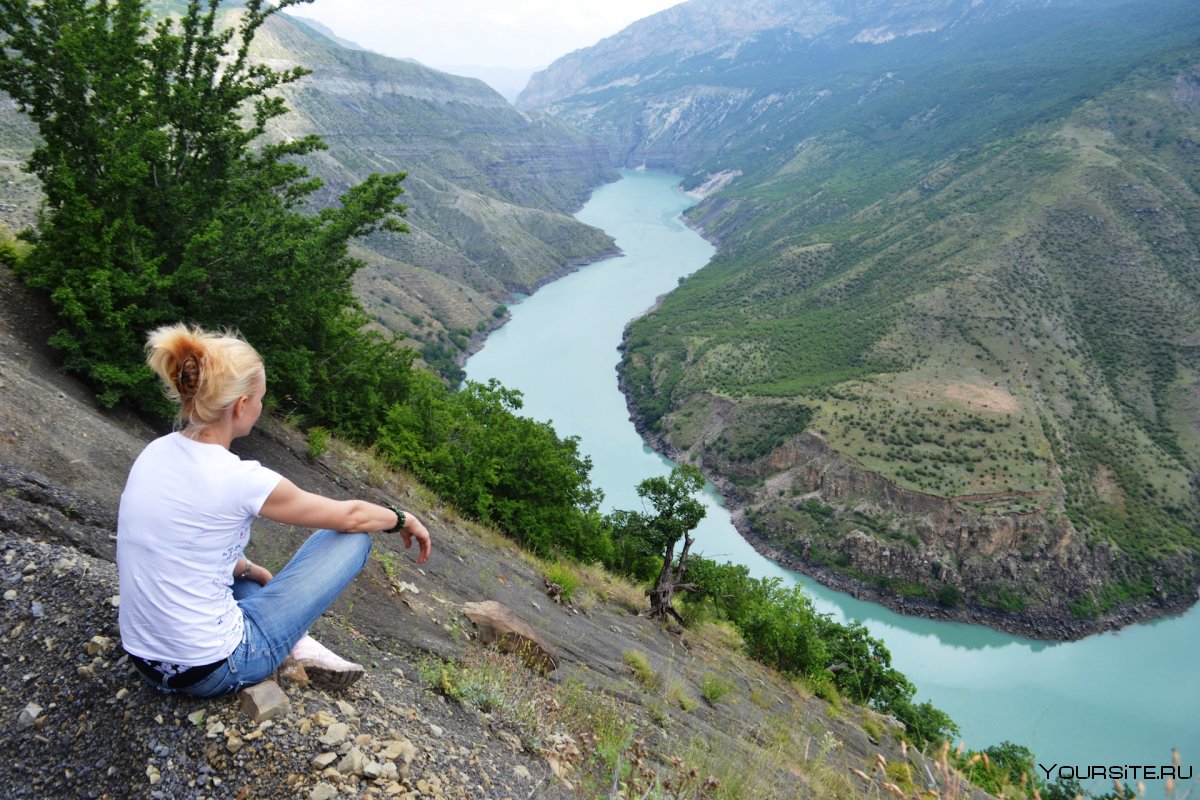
[117,432,282,665]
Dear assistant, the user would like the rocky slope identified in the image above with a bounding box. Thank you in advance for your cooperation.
[0,264,992,798]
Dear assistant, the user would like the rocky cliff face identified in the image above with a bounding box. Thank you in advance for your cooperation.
[516,0,1060,174]
[651,392,1196,640]
[249,11,622,363]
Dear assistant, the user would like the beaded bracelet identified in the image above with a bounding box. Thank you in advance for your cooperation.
[387,505,406,533]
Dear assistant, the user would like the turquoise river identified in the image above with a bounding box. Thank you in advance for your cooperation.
[465,170,1200,790]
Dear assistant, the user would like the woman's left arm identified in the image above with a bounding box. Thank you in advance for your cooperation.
[259,478,431,564]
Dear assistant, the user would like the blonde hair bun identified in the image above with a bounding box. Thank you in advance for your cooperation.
[145,323,264,429]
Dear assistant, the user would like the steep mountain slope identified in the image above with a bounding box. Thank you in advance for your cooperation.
[0,4,618,378]
[0,262,973,800]
[524,0,1200,634]
[259,10,619,376]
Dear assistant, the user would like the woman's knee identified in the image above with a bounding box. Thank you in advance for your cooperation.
[345,531,372,571]
[311,529,372,572]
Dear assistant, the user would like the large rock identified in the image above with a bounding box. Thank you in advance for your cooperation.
[239,680,291,723]
[462,601,559,676]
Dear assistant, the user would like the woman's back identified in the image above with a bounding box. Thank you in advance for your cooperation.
[117,432,280,665]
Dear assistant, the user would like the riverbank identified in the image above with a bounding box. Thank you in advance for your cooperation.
[615,364,1199,642]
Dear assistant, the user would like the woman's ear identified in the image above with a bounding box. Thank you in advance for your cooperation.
[233,395,248,418]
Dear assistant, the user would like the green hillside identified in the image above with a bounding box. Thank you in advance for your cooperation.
[532,0,1200,628]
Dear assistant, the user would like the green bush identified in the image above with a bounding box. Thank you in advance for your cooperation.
[681,556,959,747]
[935,585,963,608]
[306,427,331,460]
[0,0,409,416]
[543,562,580,603]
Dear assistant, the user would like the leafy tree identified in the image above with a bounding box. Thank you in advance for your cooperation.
[377,377,605,556]
[607,464,707,622]
[0,0,408,420]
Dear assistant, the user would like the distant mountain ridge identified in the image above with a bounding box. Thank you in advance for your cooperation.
[519,0,1075,110]
[523,0,1200,634]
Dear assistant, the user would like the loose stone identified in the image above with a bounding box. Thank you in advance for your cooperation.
[84,635,113,656]
[239,680,291,723]
[337,746,368,776]
[319,722,350,747]
[309,784,337,800]
[16,701,43,730]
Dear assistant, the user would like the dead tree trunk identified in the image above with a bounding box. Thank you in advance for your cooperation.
[644,531,699,623]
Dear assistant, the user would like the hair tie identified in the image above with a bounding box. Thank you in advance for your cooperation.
[177,354,201,399]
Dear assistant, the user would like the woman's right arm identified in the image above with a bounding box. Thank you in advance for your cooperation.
[259,478,431,563]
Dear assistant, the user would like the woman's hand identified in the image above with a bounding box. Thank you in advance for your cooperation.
[399,514,432,565]
[234,557,273,586]
[248,563,273,586]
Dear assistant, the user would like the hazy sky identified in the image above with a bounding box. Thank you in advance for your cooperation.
[291,0,682,71]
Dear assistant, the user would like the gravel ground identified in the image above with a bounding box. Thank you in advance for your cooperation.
[0,532,572,800]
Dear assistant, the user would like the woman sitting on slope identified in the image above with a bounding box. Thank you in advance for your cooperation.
[117,323,431,695]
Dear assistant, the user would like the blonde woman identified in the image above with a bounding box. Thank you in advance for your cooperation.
[117,323,431,695]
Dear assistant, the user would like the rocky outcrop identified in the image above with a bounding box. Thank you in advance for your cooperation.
[462,600,559,676]
[745,433,1199,631]
[622,378,1198,640]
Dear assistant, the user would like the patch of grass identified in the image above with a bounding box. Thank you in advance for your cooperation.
[416,650,560,750]
[374,549,400,582]
[624,650,659,691]
[883,759,917,794]
[573,588,598,613]
[805,673,841,709]
[646,697,670,729]
[542,561,580,602]
[701,674,734,705]
[666,680,697,712]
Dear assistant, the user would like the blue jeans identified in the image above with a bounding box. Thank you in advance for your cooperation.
[160,529,372,698]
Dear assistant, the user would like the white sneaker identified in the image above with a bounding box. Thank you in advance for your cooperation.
[290,634,364,690]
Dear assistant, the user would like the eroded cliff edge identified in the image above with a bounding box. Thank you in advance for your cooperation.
[617,381,1199,642]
